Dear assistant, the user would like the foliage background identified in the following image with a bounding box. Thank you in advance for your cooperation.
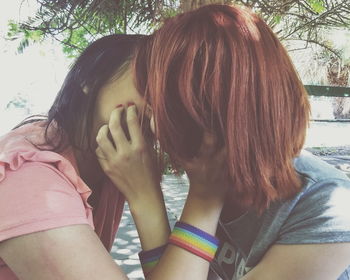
[7,0,350,58]
[3,0,350,121]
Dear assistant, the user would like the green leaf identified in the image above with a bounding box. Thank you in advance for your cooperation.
[6,20,20,39]
[28,30,44,42]
[308,0,326,14]
[274,14,282,24]
[17,38,29,54]
[5,20,44,53]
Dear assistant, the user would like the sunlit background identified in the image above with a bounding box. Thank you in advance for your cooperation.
[0,0,71,133]
[2,1,350,148]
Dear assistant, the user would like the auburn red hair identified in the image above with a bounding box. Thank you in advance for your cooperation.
[133,4,310,213]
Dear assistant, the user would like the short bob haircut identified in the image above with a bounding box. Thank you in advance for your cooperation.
[133,4,310,213]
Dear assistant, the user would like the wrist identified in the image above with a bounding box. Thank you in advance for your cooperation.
[128,189,165,216]
[180,194,223,236]
[129,193,170,251]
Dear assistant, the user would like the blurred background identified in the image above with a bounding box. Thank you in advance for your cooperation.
[1,1,350,278]
[1,0,350,147]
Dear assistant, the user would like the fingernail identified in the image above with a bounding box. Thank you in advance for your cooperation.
[127,102,135,107]
[116,104,124,108]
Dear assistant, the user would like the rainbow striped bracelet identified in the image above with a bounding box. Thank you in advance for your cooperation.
[138,245,167,276]
[169,221,219,262]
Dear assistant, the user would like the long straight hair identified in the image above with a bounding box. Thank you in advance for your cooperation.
[133,4,310,213]
[16,34,146,153]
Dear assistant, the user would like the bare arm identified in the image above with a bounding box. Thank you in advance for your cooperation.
[96,105,227,279]
[146,195,223,279]
[0,199,219,280]
[241,243,350,280]
[0,225,128,280]
[3,106,349,280]
[147,134,229,280]
[2,209,349,280]
[95,105,350,280]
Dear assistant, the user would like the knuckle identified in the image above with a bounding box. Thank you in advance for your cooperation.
[96,134,104,144]
[104,161,118,174]
[103,165,112,174]
[105,168,116,177]
[96,125,108,142]
[118,152,131,162]
[133,143,146,153]
[95,147,102,156]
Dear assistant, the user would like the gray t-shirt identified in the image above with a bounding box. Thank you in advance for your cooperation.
[209,151,350,280]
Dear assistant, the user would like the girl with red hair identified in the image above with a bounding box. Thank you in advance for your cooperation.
[128,4,350,280]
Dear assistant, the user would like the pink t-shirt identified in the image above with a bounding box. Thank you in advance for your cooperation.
[0,122,125,279]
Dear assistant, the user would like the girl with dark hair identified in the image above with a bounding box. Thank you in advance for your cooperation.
[1,32,221,280]
[0,34,172,280]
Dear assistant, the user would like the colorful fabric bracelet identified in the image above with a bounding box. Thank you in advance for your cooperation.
[169,221,219,262]
[138,244,167,276]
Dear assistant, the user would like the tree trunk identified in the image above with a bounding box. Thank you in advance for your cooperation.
[327,57,350,119]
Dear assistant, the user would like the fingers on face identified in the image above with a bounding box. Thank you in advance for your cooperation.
[96,124,115,159]
[126,104,144,147]
[96,104,146,153]
[108,106,129,148]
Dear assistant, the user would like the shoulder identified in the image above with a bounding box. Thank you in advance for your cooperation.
[0,126,94,243]
[252,151,350,245]
[290,150,350,214]
[0,121,45,151]
[267,151,350,244]
[1,161,77,192]
[0,122,90,205]
[294,150,350,183]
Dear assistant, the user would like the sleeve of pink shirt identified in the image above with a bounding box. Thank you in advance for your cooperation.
[0,162,92,242]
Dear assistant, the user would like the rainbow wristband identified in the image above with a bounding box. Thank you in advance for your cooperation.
[169,221,219,262]
[138,245,167,276]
